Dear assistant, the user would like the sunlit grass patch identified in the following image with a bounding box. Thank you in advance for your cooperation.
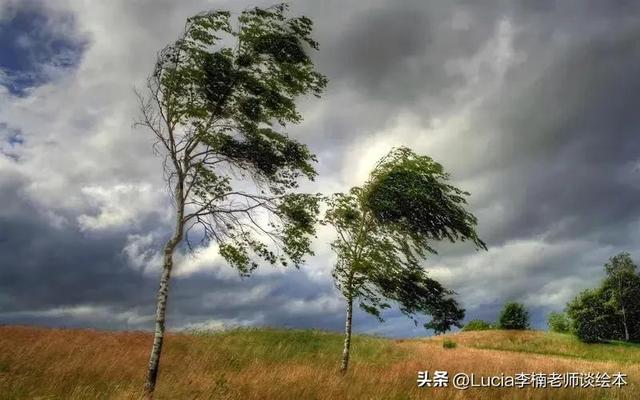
[445,330,640,364]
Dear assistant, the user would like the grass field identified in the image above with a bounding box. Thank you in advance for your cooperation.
[0,325,639,399]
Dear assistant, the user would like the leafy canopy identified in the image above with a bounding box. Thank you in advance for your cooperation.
[138,4,327,274]
[365,147,486,252]
[567,252,640,342]
[324,147,486,333]
[498,302,529,330]
[567,288,619,342]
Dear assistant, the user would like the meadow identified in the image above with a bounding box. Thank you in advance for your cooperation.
[0,325,638,399]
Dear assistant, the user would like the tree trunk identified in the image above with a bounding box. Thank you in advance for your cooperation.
[144,182,184,398]
[340,295,353,374]
[622,306,629,341]
[619,276,630,342]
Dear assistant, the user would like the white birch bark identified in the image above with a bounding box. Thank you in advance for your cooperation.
[144,181,184,397]
[340,295,353,374]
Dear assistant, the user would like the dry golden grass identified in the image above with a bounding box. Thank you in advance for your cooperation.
[0,325,638,399]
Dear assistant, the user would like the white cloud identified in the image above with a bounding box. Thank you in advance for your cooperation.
[179,316,260,332]
[428,238,619,311]
[78,183,166,231]
[284,295,343,316]
[123,233,162,274]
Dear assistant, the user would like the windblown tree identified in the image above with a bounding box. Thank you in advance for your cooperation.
[323,147,486,373]
[136,4,326,395]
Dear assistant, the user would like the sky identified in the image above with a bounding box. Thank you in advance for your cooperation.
[1,0,639,337]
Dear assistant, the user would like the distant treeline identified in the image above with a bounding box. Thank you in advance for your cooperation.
[463,252,640,344]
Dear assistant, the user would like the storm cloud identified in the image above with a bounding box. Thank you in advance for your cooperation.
[1,0,639,336]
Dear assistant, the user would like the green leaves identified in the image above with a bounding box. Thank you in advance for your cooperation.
[200,52,236,108]
[568,252,640,342]
[324,147,485,334]
[364,146,486,251]
[156,4,326,138]
[498,302,530,330]
[567,288,621,342]
[547,311,572,333]
[141,6,326,391]
[185,11,232,48]
[218,242,254,277]
[252,32,309,64]
[604,252,637,277]
[277,193,321,266]
[141,4,326,275]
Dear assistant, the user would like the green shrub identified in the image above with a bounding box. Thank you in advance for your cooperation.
[442,339,457,349]
[462,319,493,331]
[498,302,529,330]
[547,312,572,333]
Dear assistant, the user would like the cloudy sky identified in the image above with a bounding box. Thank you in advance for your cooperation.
[1,0,639,337]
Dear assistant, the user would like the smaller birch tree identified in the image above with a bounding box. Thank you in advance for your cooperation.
[324,147,486,373]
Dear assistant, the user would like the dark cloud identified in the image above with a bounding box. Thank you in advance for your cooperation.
[297,1,503,147]
[0,180,148,313]
[465,19,640,247]
[0,173,355,332]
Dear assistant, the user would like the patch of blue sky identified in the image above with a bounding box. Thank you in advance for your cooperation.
[0,3,87,96]
[0,122,23,161]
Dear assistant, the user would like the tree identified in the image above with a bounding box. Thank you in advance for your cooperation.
[323,147,486,373]
[136,4,327,395]
[547,311,571,333]
[566,252,640,343]
[498,302,529,330]
[566,288,620,342]
[602,252,640,341]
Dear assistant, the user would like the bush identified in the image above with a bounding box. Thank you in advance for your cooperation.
[547,312,572,333]
[462,319,493,331]
[498,302,529,330]
[442,339,457,349]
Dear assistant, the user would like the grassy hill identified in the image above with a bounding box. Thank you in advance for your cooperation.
[1,326,639,399]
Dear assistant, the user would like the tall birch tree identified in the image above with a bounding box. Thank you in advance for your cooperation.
[324,147,486,373]
[136,4,326,395]
[603,252,640,342]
